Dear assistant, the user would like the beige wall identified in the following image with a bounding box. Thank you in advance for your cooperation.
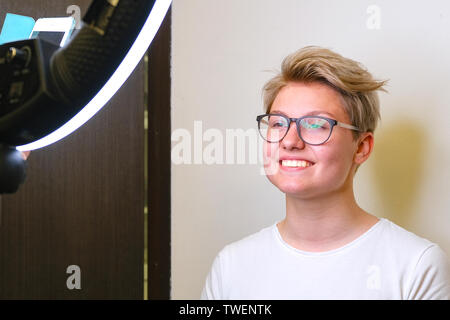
[171,0,450,299]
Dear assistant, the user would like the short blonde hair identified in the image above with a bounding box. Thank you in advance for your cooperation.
[263,46,389,138]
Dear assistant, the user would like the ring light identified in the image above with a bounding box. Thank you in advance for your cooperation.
[0,0,172,193]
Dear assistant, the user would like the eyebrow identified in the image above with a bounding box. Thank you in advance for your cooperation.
[270,110,336,118]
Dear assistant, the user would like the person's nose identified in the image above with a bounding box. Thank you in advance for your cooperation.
[280,121,306,150]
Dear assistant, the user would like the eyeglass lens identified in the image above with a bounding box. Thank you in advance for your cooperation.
[258,115,332,145]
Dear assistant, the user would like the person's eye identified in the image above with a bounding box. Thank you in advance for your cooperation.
[304,123,320,129]
[304,120,328,130]
[272,121,284,127]
[269,118,286,128]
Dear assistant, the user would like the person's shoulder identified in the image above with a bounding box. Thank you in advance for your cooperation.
[377,218,450,269]
[379,218,435,252]
[379,220,450,299]
[218,223,276,259]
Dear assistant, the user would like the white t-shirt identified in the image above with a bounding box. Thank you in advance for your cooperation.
[201,218,450,300]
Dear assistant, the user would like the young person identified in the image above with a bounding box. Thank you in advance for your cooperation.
[201,46,450,299]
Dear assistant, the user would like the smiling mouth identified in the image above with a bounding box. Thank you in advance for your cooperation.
[279,160,314,168]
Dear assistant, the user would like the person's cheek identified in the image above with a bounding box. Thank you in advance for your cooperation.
[317,146,351,187]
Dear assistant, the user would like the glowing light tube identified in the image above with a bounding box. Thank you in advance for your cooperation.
[16,0,172,152]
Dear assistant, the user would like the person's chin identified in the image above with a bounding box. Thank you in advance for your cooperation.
[275,181,314,197]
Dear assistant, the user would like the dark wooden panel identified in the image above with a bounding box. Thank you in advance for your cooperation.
[0,0,144,299]
[147,7,171,299]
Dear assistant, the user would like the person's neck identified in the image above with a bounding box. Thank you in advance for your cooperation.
[277,188,379,252]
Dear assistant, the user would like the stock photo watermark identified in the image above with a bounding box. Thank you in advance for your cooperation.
[366,265,381,290]
[171,120,294,176]
[66,265,81,290]
[67,5,82,29]
[171,121,263,166]
[366,4,381,30]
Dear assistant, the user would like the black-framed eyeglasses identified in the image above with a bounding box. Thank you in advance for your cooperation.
[256,113,361,145]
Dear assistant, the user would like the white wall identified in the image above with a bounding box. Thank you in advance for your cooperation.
[171,0,450,299]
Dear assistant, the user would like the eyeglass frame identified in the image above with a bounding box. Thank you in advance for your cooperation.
[256,113,362,145]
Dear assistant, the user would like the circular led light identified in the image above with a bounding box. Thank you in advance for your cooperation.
[16,0,172,152]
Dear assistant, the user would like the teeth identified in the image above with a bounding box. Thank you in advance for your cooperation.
[281,160,312,168]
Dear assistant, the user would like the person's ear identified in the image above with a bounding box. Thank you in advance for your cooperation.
[354,132,374,165]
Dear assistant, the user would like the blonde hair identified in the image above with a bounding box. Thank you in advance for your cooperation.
[263,46,389,138]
